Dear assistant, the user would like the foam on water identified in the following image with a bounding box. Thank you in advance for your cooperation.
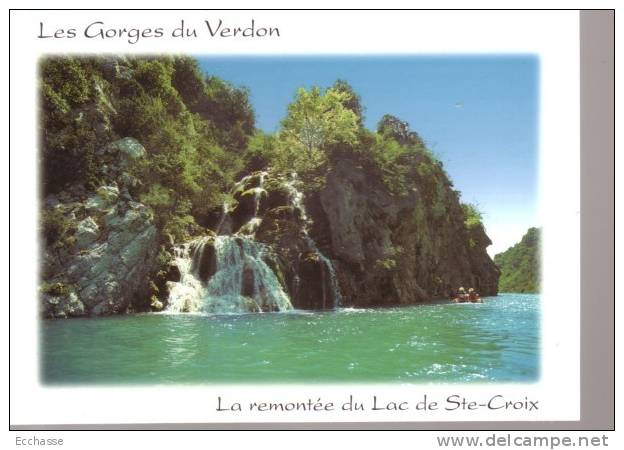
[167,236,292,314]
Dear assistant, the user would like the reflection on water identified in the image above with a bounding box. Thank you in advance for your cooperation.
[41,293,539,384]
[160,317,202,369]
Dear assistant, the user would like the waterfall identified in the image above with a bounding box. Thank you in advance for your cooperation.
[167,235,292,314]
[207,236,292,313]
[166,241,205,313]
[310,240,342,308]
[166,170,341,314]
[216,171,267,236]
[284,174,342,307]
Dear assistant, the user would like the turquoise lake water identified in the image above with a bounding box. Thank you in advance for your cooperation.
[41,293,539,384]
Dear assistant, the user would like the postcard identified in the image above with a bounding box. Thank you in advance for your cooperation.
[9,9,605,430]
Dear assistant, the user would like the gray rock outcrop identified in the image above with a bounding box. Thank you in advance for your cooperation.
[307,156,499,307]
[40,138,158,318]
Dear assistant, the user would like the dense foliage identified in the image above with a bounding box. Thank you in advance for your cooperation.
[40,56,255,241]
[494,227,541,293]
[39,55,486,244]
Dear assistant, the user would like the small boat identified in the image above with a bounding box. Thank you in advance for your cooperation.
[451,296,482,304]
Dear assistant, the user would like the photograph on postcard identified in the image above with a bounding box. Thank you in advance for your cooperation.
[37,54,541,385]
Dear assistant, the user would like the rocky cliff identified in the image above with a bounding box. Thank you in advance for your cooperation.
[38,55,255,317]
[38,55,500,317]
[40,138,500,317]
[41,138,158,317]
[311,157,499,306]
[163,160,499,312]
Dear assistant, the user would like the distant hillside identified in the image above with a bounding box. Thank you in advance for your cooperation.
[494,227,541,293]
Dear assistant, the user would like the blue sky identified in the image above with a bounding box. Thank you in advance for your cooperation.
[197,56,539,256]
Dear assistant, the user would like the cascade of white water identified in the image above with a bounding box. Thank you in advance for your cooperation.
[166,170,341,314]
[166,235,292,314]
[316,242,343,307]
[203,236,292,313]
[166,240,206,313]
[284,174,343,307]
[215,201,230,235]
[252,171,267,217]
[216,171,268,236]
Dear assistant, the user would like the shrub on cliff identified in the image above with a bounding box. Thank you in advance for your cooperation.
[377,114,425,148]
[462,203,483,230]
[361,115,446,200]
[40,208,74,247]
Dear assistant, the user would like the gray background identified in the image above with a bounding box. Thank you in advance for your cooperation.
[10,9,614,431]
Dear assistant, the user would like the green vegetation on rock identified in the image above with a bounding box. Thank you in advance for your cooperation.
[40,55,254,242]
[494,227,541,293]
[39,55,500,316]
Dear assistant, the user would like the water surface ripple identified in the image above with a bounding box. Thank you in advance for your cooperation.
[41,293,539,384]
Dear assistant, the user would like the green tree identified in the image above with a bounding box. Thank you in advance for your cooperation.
[171,56,255,152]
[376,114,425,148]
[171,56,207,111]
[280,86,359,157]
[330,79,364,125]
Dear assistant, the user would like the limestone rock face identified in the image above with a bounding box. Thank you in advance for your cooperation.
[161,156,500,314]
[42,201,157,317]
[75,216,100,247]
[229,172,341,310]
[104,137,146,162]
[296,252,332,310]
[306,156,500,307]
[216,163,499,310]
[42,291,85,319]
[189,237,217,282]
[40,138,158,318]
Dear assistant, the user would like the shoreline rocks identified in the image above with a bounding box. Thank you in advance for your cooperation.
[41,153,500,318]
[40,137,159,318]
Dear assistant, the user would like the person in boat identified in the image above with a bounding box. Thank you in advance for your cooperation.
[468,288,482,303]
[454,287,468,303]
